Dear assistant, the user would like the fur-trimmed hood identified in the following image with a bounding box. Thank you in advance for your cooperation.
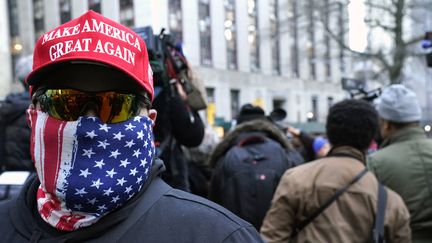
[208,119,294,167]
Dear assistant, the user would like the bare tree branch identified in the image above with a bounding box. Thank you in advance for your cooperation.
[315,9,379,57]
[273,0,426,84]
[404,35,424,46]
[407,2,432,10]
[364,2,396,15]
[410,52,431,57]
[368,20,396,32]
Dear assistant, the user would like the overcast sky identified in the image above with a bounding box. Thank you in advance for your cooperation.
[348,0,368,52]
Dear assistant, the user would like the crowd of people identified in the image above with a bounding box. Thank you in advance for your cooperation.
[0,10,431,243]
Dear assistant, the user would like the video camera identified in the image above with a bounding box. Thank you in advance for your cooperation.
[422,32,432,68]
[133,26,192,94]
[341,78,381,102]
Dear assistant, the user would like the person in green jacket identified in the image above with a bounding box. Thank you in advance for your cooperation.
[368,84,432,242]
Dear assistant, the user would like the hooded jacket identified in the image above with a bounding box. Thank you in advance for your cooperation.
[0,159,263,243]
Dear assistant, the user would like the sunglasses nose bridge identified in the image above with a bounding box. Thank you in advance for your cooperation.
[79,100,100,117]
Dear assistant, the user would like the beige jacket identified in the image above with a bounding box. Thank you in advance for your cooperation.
[261,147,411,243]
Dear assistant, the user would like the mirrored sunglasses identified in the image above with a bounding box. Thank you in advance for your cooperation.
[34,89,148,123]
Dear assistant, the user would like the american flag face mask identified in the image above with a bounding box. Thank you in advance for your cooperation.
[27,109,155,231]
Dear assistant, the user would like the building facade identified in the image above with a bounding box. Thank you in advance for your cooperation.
[0,0,352,124]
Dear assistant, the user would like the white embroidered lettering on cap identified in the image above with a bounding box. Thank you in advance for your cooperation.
[49,38,92,61]
[93,40,136,65]
[42,18,141,51]
[43,18,141,65]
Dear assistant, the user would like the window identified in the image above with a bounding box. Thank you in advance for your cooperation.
[248,0,259,72]
[327,96,334,109]
[119,0,134,28]
[310,95,318,122]
[337,2,346,73]
[307,0,316,79]
[269,0,280,75]
[273,99,285,110]
[206,87,216,123]
[230,89,240,119]
[168,0,183,45]
[199,0,212,66]
[324,0,331,79]
[59,0,71,24]
[290,0,299,78]
[88,0,101,13]
[33,0,45,42]
[224,0,237,70]
[206,87,215,103]
[7,0,19,37]
[7,0,21,82]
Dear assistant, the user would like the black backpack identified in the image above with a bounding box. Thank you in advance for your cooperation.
[210,133,292,230]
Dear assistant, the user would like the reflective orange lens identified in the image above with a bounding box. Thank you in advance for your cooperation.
[36,89,142,123]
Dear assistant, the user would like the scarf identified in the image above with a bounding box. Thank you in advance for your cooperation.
[27,109,155,231]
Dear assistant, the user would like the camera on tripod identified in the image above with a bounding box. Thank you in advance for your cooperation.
[134,26,192,93]
[133,26,207,111]
[341,78,381,102]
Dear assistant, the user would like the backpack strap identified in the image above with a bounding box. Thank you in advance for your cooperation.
[292,168,368,238]
[373,182,387,243]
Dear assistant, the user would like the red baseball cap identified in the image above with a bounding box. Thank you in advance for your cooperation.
[26,10,154,100]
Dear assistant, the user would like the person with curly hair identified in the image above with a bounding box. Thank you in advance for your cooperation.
[261,99,411,243]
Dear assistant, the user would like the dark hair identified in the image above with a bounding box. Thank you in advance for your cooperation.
[138,92,152,109]
[326,99,378,151]
[236,104,265,124]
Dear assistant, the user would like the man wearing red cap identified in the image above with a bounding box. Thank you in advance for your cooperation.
[0,11,263,242]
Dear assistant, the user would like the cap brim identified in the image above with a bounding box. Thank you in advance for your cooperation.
[26,57,149,95]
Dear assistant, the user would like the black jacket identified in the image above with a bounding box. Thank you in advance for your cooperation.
[297,131,316,162]
[153,87,205,191]
[0,159,263,243]
[207,119,302,230]
[0,92,33,171]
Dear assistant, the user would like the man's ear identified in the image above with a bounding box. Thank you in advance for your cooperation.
[379,118,393,139]
[381,119,390,132]
[148,109,157,122]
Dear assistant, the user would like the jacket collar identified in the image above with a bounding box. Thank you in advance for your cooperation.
[327,146,366,164]
[380,127,426,148]
[208,119,292,167]
[9,158,165,242]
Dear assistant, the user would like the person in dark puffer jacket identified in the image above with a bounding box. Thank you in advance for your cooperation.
[0,92,32,171]
[208,104,302,230]
[0,55,33,172]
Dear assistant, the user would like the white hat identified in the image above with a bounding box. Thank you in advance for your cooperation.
[377,84,421,122]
